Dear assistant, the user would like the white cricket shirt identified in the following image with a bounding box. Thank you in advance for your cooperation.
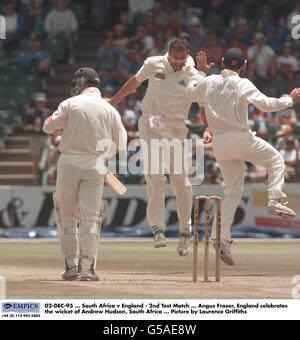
[43,87,127,157]
[135,55,205,120]
[188,69,294,134]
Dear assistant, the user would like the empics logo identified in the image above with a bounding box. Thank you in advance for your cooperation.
[0,15,6,40]
[291,15,300,40]
[1,302,40,313]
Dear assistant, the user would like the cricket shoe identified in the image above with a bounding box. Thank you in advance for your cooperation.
[268,199,296,220]
[152,225,167,248]
[62,261,80,281]
[153,231,167,248]
[79,259,100,282]
[214,240,235,267]
[177,233,191,257]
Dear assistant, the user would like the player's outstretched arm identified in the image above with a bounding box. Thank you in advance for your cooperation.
[242,79,300,112]
[108,76,141,106]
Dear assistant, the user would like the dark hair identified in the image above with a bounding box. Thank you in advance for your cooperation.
[223,61,244,71]
[4,1,15,9]
[169,38,189,52]
[85,80,99,87]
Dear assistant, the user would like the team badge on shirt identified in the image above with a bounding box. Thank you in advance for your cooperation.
[178,79,188,87]
[155,72,166,80]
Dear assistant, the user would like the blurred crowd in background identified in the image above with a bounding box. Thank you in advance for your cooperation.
[0,0,300,186]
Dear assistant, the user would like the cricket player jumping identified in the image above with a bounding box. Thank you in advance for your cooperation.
[109,38,212,256]
[43,67,127,281]
[189,48,300,266]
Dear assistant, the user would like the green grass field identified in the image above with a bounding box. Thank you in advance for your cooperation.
[0,239,299,299]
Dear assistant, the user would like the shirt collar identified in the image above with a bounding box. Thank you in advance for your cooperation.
[221,69,240,78]
[81,87,102,96]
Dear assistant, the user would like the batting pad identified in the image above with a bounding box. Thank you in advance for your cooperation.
[79,218,101,259]
[53,193,79,268]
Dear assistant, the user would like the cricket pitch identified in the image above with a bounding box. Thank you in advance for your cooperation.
[0,239,299,299]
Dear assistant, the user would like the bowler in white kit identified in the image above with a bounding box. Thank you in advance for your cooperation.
[108,38,212,256]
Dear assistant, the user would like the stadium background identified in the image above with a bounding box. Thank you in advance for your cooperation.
[0,0,299,239]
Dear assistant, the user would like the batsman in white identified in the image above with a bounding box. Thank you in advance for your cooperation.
[43,67,127,281]
[188,48,300,266]
[108,38,212,256]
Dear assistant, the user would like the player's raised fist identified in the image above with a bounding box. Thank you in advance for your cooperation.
[290,88,300,104]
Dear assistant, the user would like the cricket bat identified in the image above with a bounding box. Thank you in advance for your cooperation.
[105,171,127,196]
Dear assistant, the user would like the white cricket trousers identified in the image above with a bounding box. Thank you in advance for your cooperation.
[54,153,105,268]
[139,117,193,234]
[211,130,286,241]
